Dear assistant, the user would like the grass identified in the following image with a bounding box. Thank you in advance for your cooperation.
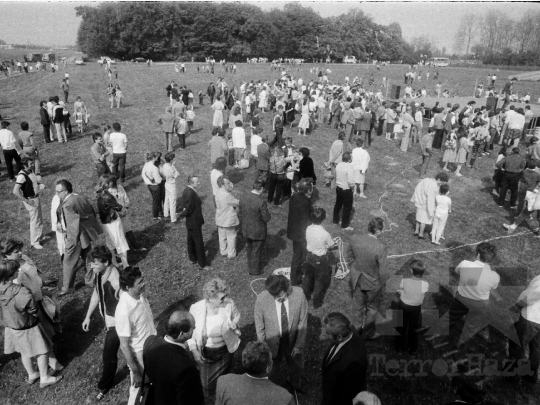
[1,61,540,405]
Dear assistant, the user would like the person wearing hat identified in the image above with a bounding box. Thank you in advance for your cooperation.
[0,121,23,181]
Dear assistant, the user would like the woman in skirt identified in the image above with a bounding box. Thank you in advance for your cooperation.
[212,95,225,129]
[0,260,63,388]
[442,130,458,172]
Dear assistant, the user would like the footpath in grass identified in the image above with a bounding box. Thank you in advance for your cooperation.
[0,62,539,405]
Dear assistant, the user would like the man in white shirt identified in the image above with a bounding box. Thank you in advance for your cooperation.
[0,120,23,181]
[109,122,128,182]
[231,120,246,168]
[115,266,156,405]
[448,243,500,348]
[333,152,354,231]
[250,127,263,166]
[351,138,370,199]
[508,274,540,384]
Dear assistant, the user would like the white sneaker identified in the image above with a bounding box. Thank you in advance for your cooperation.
[32,243,44,250]
[343,227,354,231]
[492,190,499,196]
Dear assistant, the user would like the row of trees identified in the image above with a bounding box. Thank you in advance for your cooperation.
[453,9,540,66]
[76,2,415,63]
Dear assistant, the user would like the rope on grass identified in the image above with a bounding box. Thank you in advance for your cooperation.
[378,156,422,233]
[387,230,536,259]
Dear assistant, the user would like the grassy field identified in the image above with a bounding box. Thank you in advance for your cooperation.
[1,61,540,405]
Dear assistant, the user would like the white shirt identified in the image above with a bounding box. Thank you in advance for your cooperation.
[306,224,334,256]
[274,298,289,337]
[251,134,262,157]
[0,129,19,150]
[508,113,525,130]
[435,195,451,216]
[335,161,354,190]
[351,147,370,172]
[232,127,246,149]
[109,131,127,154]
[519,275,540,324]
[210,169,223,195]
[162,162,178,185]
[115,291,157,352]
[141,161,162,185]
[456,260,500,301]
[399,278,429,306]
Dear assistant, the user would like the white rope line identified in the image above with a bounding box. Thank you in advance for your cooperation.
[378,156,422,233]
[387,230,536,259]
[250,278,267,296]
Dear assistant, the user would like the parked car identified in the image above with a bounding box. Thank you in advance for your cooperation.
[75,59,85,65]
[133,57,146,63]
[343,55,357,64]
[99,56,116,65]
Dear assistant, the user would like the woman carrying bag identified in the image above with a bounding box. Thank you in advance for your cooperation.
[188,278,241,399]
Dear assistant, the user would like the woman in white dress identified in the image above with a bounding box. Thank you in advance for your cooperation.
[298,97,310,136]
[258,87,267,112]
[212,96,225,128]
[96,176,129,267]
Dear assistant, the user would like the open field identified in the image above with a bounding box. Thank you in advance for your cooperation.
[1,62,540,405]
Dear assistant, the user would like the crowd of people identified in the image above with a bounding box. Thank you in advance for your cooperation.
[1,59,540,405]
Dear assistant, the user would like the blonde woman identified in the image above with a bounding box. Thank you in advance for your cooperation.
[188,278,240,398]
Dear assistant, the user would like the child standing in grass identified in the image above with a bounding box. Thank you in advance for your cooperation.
[186,106,195,136]
[75,110,84,133]
[176,113,187,149]
[393,111,403,140]
[395,260,429,354]
[431,184,451,245]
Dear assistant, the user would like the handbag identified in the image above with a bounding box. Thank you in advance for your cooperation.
[134,365,153,405]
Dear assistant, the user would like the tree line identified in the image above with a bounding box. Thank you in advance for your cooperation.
[453,8,540,66]
[75,2,415,63]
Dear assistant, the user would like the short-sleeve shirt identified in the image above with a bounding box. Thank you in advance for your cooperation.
[114,291,156,352]
[400,278,429,306]
[306,224,334,256]
[18,131,33,148]
[109,132,127,154]
[456,260,499,301]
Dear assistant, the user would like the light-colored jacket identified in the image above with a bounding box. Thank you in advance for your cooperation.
[215,187,239,228]
[187,298,241,354]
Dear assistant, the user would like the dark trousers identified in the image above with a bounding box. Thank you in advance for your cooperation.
[96,161,111,178]
[282,179,292,198]
[3,149,21,180]
[377,119,385,136]
[420,155,431,177]
[394,301,422,353]
[255,169,269,189]
[269,127,284,148]
[178,133,186,149]
[301,253,332,308]
[290,240,307,286]
[148,185,162,218]
[98,327,120,392]
[498,172,520,207]
[64,91,69,103]
[270,339,303,389]
[333,187,353,228]
[187,226,206,267]
[125,231,141,251]
[42,124,51,142]
[267,173,285,206]
[433,129,444,149]
[64,118,72,135]
[62,244,92,291]
[246,238,265,275]
[112,153,126,182]
[508,315,540,382]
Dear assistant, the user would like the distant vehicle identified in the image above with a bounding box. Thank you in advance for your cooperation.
[75,59,85,65]
[24,53,43,62]
[99,56,116,65]
[428,57,449,67]
[42,53,55,63]
[133,57,146,63]
[343,55,357,64]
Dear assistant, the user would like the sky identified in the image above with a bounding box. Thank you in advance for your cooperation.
[0,1,537,51]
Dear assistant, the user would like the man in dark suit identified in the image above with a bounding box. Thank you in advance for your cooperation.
[179,175,210,270]
[345,217,387,340]
[254,275,308,395]
[55,179,103,296]
[238,181,271,275]
[215,341,294,405]
[39,100,51,143]
[321,312,367,405]
[143,310,205,405]
[256,135,270,191]
[286,179,313,286]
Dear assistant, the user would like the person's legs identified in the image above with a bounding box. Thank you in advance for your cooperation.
[406,305,421,353]
[20,354,37,378]
[267,173,277,203]
[341,188,353,228]
[192,226,207,268]
[98,327,120,393]
[362,288,383,339]
[333,187,344,224]
[312,256,332,308]
[284,346,304,389]
[3,150,16,180]
[148,185,161,218]
[186,228,197,264]
[225,226,237,258]
[24,198,43,246]
[127,351,144,405]
[62,242,82,291]
[301,262,315,302]
[509,173,520,207]
[273,178,284,205]
[420,155,431,177]
[118,153,126,182]
[290,240,307,286]
[42,124,50,143]
[218,226,228,256]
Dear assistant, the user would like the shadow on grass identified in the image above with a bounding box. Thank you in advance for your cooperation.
[129,218,173,266]
[44,162,76,177]
[261,229,287,269]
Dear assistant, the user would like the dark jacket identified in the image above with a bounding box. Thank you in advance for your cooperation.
[257,143,270,171]
[286,193,312,241]
[321,330,368,405]
[239,192,271,240]
[299,156,317,184]
[143,335,205,405]
[345,234,387,292]
[40,107,50,126]
[179,186,204,229]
